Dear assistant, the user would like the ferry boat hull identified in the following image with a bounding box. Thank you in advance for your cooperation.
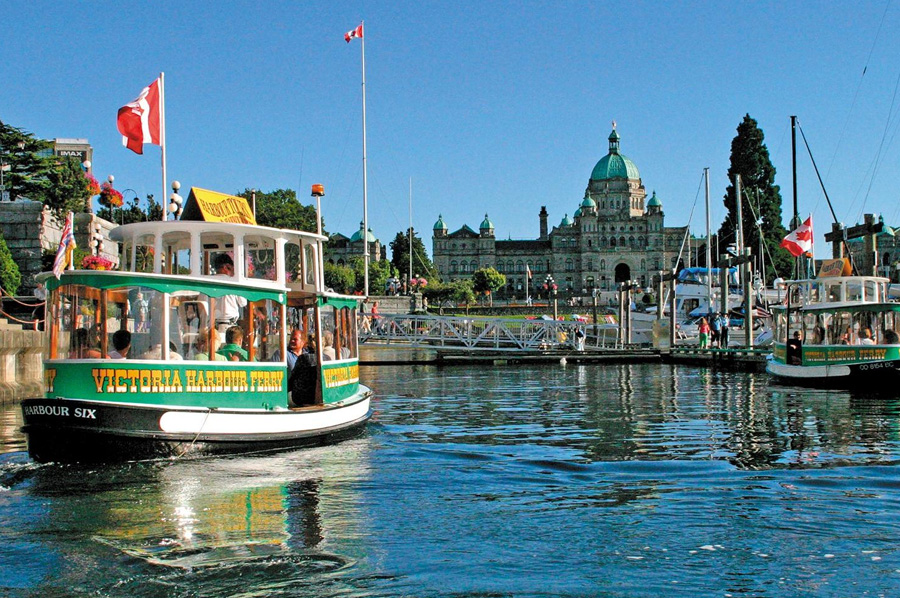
[766,359,900,387]
[21,389,372,463]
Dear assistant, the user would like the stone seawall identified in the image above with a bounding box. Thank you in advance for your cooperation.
[0,327,43,403]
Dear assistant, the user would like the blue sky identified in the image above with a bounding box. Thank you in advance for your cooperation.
[3,1,899,266]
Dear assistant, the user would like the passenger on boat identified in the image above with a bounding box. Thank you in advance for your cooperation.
[288,335,318,407]
[141,342,184,360]
[193,330,226,361]
[269,328,303,371]
[69,327,104,359]
[883,328,900,344]
[858,328,875,345]
[212,254,248,331]
[217,325,249,361]
[322,331,336,361]
[109,330,132,359]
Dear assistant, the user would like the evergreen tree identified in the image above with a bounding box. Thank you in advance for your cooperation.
[0,233,21,296]
[717,114,791,282]
[389,230,438,282]
[0,120,89,216]
[238,188,319,232]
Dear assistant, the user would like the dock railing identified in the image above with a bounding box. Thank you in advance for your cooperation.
[361,313,623,351]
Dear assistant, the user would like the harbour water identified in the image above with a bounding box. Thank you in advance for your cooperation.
[2,362,900,597]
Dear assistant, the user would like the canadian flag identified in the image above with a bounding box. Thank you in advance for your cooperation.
[781,216,813,257]
[345,23,363,43]
[117,78,161,154]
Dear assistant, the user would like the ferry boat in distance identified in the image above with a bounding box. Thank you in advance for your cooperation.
[766,267,900,386]
[21,187,372,463]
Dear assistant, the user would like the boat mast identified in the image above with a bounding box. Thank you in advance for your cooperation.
[409,177,413,285]
[705,167,712,313]
[791,115,800,279]
[361,22,370,296]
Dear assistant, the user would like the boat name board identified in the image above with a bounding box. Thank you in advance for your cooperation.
[774,345,896,364]
[322,364,359,389]
[45,367,284,395]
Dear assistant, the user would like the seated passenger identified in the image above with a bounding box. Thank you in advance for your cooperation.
[288,335,318,407]
[322,331,336,361]
[193,330,226,361]
[217,325,249,361]
[883,328,900,344]
[69,327,104,359]
[858,328,876,345]
[109,330,132,359]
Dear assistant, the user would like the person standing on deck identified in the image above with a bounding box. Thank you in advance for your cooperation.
[719,313,730,348]
[212,254,248,332]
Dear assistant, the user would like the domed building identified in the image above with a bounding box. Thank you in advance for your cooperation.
[326,220,384,266]
[432,125,699,298]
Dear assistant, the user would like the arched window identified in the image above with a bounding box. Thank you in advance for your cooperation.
[620,236,626,246]
[565,258,574,272]
[641,259,646,271]
[517,260,525,273]
[507,260,514,273]
[601,236,607,247]
[629,236,635,247]
[638,236,644,247]
[601,260,606,271]
[470,260,477,272]
[610,237,616,248]
[450,261,458,274]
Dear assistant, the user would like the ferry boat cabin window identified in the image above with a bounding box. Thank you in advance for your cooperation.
[133,234,156,273]
[162,231,191,275]
[244,235,277,281]
[249,298,283,362]
[304,243,317,287]
[320,304,358,361]
[200,232,235,276]
[285,241,303,284]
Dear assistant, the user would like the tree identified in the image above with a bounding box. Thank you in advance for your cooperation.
[324,261,356,294]
[472,267,506,306]
[0,121,89,217]
[347,256,395,295]
[0,233,21,295]
[96,193,163,225]
[389,230,438,283]
[717,114,791,282]
[238,188,319,232]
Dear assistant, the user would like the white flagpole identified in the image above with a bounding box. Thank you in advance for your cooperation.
[361,23,369,297]
[159,71,168,222]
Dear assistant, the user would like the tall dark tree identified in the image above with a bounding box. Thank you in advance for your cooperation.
[717,114,791,282]
[0,120,89,216]
[238,188,319,232]
[389,230,437,283]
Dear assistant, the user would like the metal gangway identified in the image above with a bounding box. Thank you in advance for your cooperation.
[359,313,625,351]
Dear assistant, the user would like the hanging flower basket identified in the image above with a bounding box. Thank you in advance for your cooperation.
[85,174,101,196]
[82,255,115,270]
[98,182,124,208]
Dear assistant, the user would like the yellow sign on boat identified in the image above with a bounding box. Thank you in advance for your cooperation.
[818,258,852,278]
[181,187,256,225]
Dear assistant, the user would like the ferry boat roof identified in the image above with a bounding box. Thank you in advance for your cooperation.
[777,275,893,311]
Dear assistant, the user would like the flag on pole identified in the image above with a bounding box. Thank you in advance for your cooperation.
[781,216,813,257]
[345,23,363,42]
[526,264,532,280]
[52,212,76,279]
[117,77,162,154]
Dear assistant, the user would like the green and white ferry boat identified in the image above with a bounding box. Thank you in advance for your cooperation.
[21,188,372,462]
[767,271,900,386]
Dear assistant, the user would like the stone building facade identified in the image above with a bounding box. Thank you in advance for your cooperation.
[432,127,700,299]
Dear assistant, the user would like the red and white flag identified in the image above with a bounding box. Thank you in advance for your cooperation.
[52,212,76,279]
[781,216,813,257]
[117,77,161,154]
[345,23,363,43]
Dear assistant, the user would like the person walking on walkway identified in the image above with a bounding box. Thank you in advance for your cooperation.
[698,317,710,349]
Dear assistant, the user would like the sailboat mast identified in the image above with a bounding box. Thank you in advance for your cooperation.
[409,177,413,283]
[361,22,370,296]
[791,115,799,279]
[705,167,712,313]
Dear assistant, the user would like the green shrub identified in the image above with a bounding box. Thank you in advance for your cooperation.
[0,233,21,295]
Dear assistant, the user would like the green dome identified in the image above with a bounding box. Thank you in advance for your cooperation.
[580,195,597,208]
[590,128,640,181]
[433,214,447,230]
[647,190,662,207]
[560,213,573,227]
[480,213,494,230]
[350,221,376,243]
[574,207,583,218]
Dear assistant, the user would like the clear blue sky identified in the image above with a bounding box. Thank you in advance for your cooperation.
[3,1,899,265]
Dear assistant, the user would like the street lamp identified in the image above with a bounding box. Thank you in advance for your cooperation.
[169,180,183,220]
[543,274,558,319]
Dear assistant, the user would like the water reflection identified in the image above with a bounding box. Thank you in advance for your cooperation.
[3,440,373,596]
